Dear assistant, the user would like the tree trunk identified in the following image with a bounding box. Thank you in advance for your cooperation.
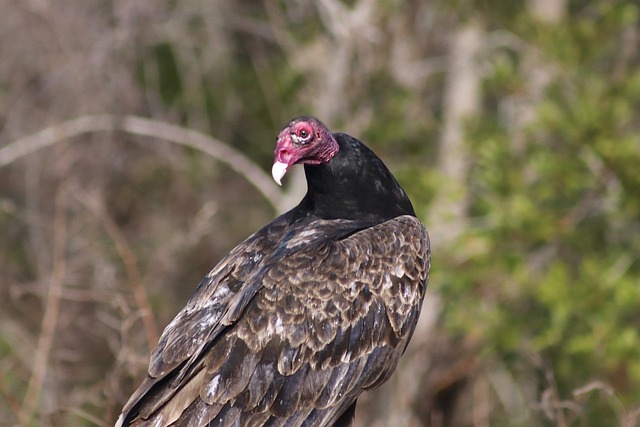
[428,19,483,247]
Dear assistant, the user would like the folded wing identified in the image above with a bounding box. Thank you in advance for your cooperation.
[118,215,429,427]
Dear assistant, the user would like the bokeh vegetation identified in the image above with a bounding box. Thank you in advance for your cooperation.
[1,1,639,426]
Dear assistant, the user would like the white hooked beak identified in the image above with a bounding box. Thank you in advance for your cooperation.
[271,161,289,186]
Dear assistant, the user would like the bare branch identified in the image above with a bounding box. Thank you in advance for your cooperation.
[76,190,159,352]
[0,115,285,212]
[0,370,20,422]
[18,162,69,426]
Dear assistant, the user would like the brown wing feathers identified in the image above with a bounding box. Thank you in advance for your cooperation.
[120,215,428,426]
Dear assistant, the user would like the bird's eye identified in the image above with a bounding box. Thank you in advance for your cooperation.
[294,127,312,144]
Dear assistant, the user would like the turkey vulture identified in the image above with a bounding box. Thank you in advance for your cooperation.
[116,116,430,427]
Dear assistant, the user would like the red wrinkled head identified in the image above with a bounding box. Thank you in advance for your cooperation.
[272,116,339,185]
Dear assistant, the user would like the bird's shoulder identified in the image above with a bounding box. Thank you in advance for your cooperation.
[237,214,430,365]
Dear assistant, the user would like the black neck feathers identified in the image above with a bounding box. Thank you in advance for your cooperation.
[298,133,415,223]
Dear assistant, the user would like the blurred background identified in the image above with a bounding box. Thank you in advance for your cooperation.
[1,0,639,426]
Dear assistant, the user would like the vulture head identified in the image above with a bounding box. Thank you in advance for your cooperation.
[272,116,339,185]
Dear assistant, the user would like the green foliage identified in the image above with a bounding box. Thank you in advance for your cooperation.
[436,1,640,424]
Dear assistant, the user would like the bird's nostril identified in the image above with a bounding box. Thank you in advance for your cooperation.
[276,148,291,163]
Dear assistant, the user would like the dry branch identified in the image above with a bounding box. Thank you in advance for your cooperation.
[77,191,159,352]
[18,166,69,426]
[0,115,285,212]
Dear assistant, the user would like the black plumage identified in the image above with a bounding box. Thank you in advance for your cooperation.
[116,116,430,427]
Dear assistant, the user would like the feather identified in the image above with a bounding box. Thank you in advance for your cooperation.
[269,364,310,417]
